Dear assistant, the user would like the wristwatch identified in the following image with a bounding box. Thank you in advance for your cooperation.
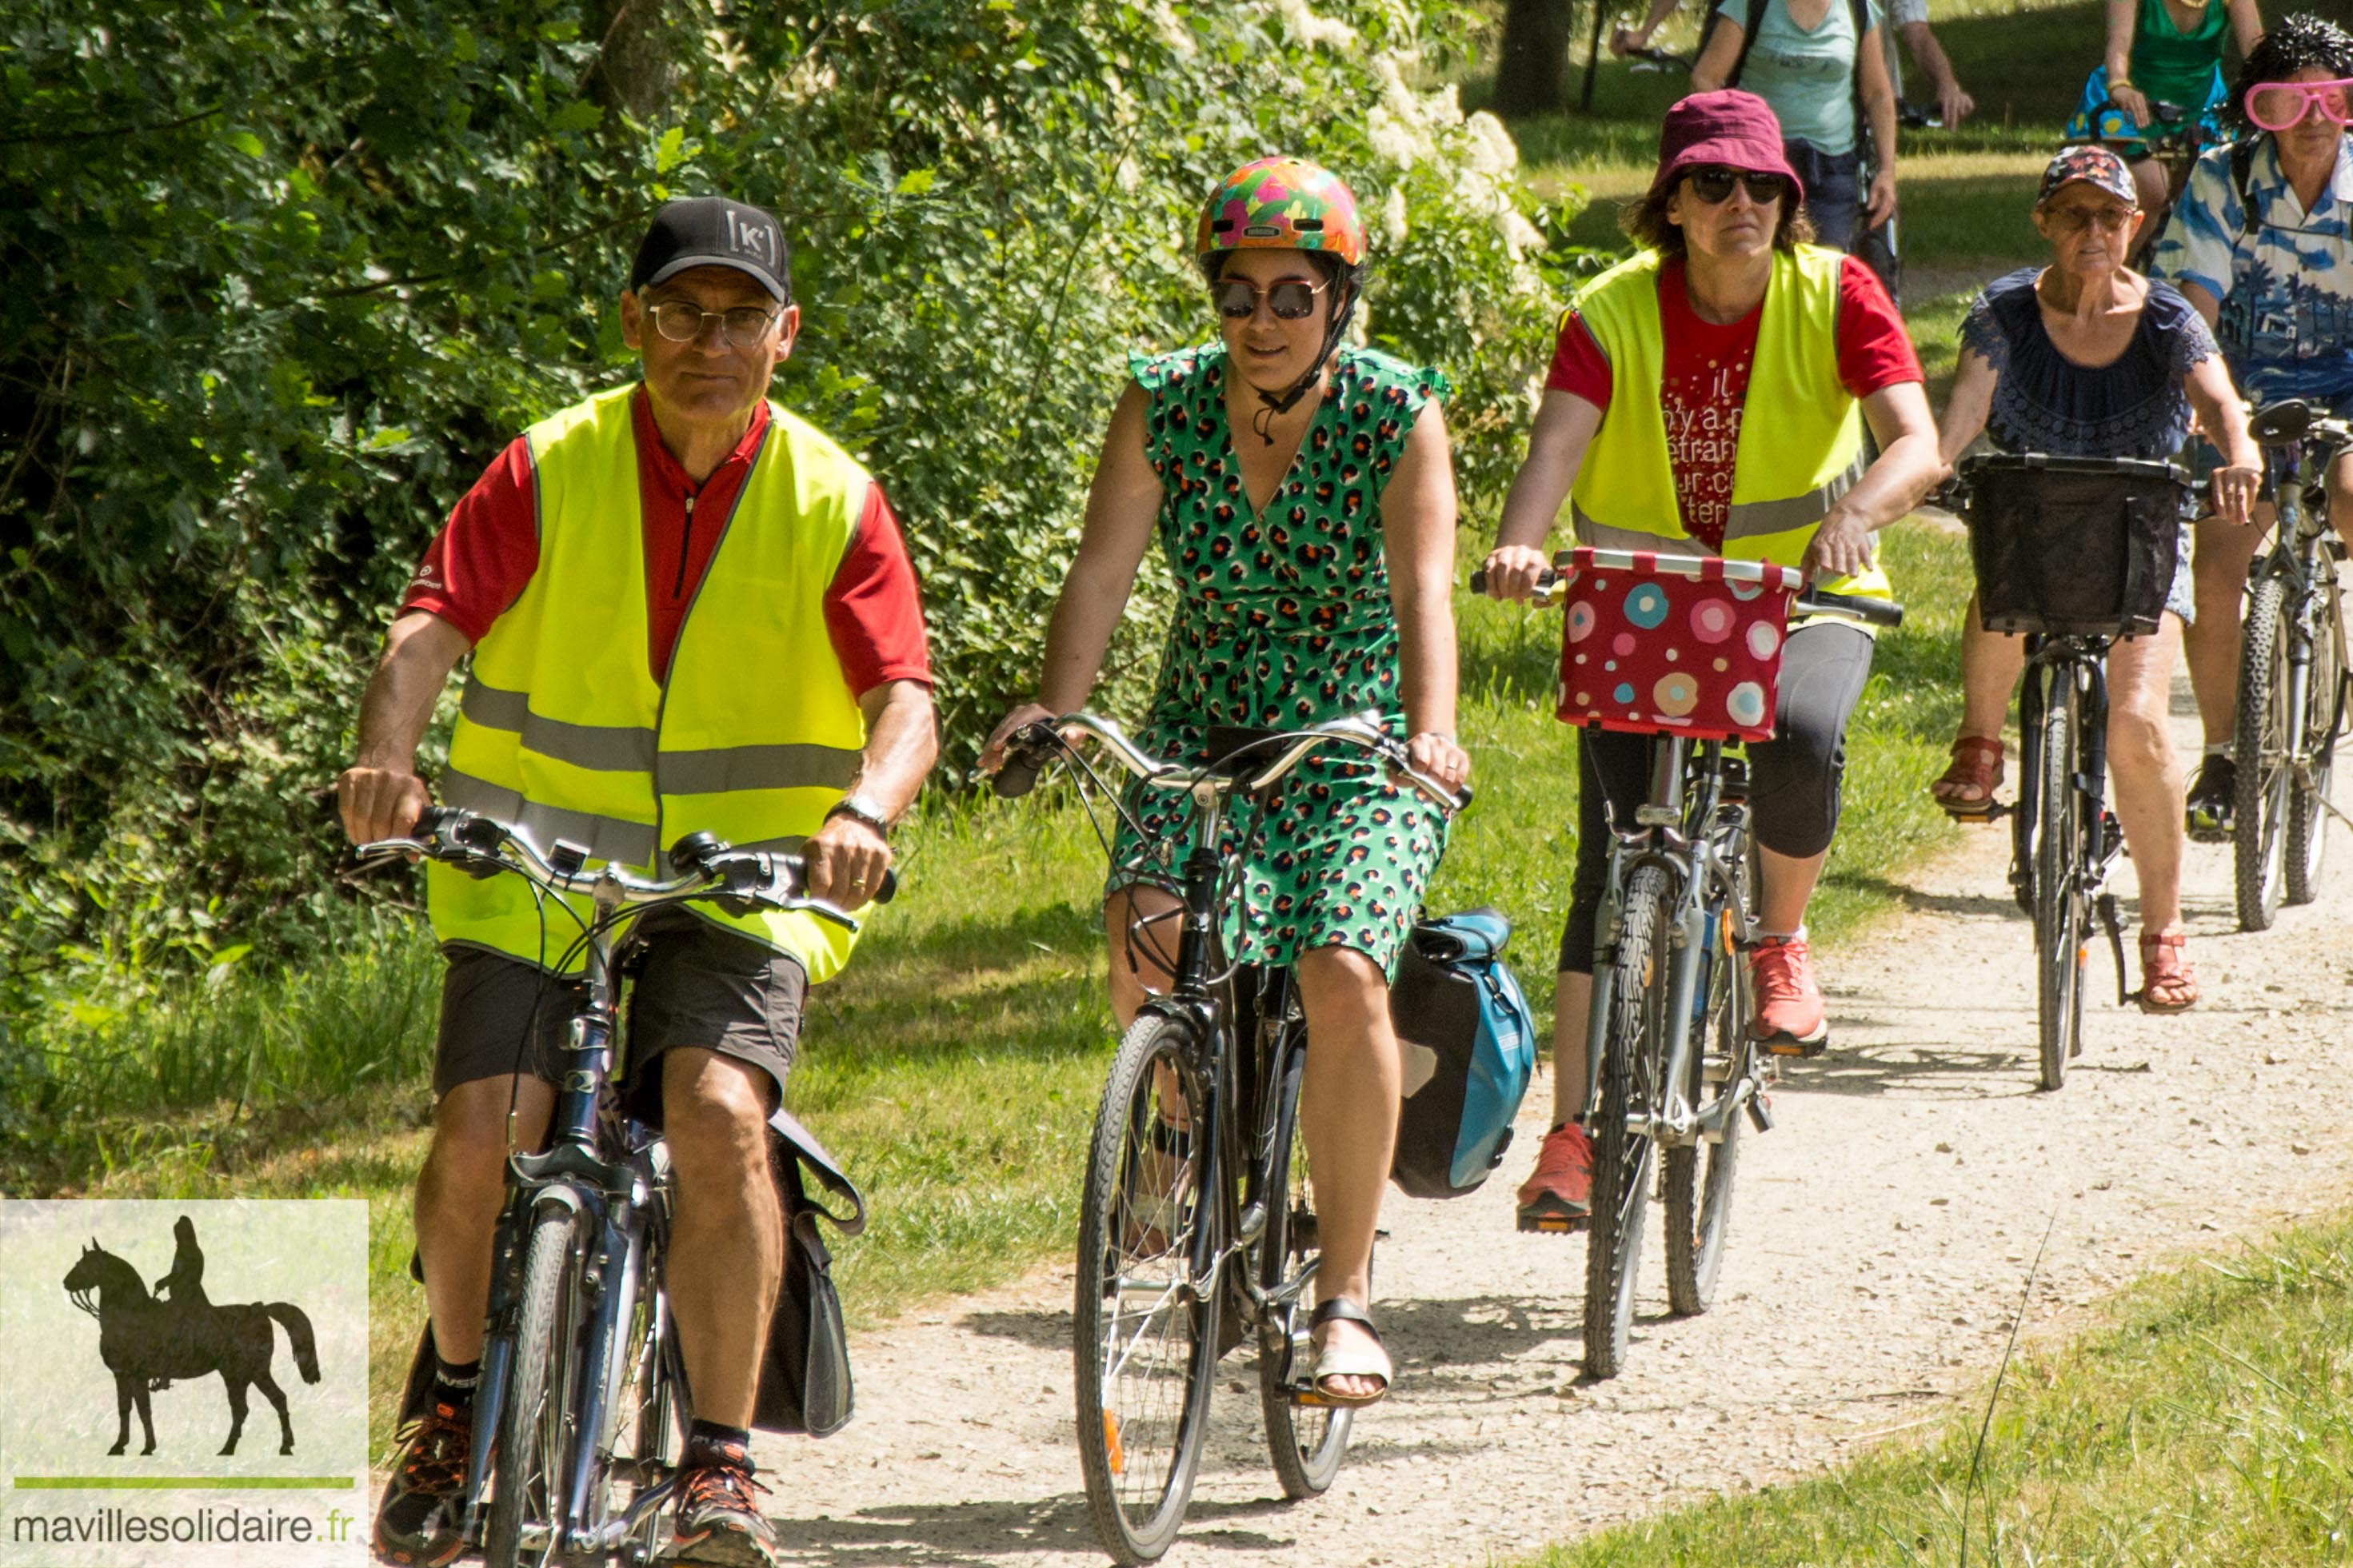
[824,791,894,838]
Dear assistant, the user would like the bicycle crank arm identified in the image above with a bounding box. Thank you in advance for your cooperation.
[2096,892,2131,1009]
[581,1472,683,1554]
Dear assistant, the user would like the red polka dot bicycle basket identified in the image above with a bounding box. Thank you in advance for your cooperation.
[1553,548,1805,743]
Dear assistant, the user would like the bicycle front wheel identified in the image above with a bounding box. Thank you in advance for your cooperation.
[1664,868,1748,1318]
[2235,574,2292,930]
[1074,1011,1221,1565]
[1584,864,1669,1380]
[2033,672,2087,1091]
[2287,565,2346,905]
[486,1205,582,1568]
[1256,1039,1353,1498]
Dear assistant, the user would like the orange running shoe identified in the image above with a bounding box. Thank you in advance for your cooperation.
[1750,934,1828,1056]
[1514,1121,1592,1233]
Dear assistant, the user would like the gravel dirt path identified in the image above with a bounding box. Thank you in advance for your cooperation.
[754,667,2353,1568]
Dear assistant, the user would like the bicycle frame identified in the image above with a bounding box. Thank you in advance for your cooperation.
[1580,736,1763,1149]
[1137,772,1314,1341]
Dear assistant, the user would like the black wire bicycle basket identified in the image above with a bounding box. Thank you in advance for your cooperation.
[1960,453,2190,637]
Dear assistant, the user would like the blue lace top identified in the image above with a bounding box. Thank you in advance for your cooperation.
[1960,269,2219,457]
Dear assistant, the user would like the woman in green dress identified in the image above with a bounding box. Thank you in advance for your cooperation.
[2068,0,2264,221]
[982,156,1469,1408]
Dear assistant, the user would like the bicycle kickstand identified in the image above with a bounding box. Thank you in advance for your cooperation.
[2095,892,2131,1007]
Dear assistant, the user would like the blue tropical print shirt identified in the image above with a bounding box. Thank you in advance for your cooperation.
[2150,134,2353,407]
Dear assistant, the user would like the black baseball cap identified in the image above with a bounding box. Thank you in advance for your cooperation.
[629,196,792,303]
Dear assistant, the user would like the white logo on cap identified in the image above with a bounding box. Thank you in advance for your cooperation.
[723,209,777,269]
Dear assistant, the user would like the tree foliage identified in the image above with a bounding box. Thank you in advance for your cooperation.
[0,0,1583,1014]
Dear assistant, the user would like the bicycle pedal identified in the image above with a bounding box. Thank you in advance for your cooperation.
[1746,1093,1776,1133]
[1516,1210,1589,1235]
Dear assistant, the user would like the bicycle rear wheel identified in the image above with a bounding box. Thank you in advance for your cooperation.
[486,1205,583,1568]
[2287,565,2346,905]
[1584,864,1669,1381]
[1074,1011,1220,1565]
[2235,574,2292,930]
[1256,1039,1353,1498]
[2033,672,2086,1091]
[1663,862,1748,1318]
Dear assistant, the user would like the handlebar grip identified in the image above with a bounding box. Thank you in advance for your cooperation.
[992,723,1057,800]
[1802,590,1904,628]
[873,866,899,904]
[1468,568,1557,596]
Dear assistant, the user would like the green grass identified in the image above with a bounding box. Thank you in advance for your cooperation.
[1516,1212,2353,1566]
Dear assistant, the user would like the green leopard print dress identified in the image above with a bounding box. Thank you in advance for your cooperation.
[1109,342,1452,979]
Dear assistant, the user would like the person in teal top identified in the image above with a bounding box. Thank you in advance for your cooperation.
[984,158,1468,1410]
[2068,0,2264,217]
[1692,0,1903,285]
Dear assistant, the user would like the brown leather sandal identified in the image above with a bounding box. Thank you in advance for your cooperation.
[2137,931,2198,1014]
[1930,736,2006,818]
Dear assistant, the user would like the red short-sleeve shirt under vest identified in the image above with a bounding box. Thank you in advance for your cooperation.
[1544,253,1922,550]
[401,389,933,693]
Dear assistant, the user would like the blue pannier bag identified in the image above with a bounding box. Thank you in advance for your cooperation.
[1388,908,1538,1199]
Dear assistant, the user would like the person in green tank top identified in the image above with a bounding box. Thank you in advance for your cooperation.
[2068,0,2264,218]
[983,158,1469,1409]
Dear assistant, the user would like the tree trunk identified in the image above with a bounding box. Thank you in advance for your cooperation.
[589,0,676,122]
[1493,0,1576,118]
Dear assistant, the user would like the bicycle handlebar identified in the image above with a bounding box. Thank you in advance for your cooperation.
[354,806,894,929]
[992,710,1472,814]
[1468,567,1904,629]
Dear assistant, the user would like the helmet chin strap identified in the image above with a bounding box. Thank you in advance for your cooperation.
[1248,278,1359,444]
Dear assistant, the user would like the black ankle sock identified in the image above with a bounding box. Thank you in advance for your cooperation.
[686,1419,752,1460]
[431,1353,480,1402]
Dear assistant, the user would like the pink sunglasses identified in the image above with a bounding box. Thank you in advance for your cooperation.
[2245,77,2353,132]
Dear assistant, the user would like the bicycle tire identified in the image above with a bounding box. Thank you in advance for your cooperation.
[1584,864,1668,1381]
[577,1227,676,1566]
[1663,870,1747,1318]
[1256,1040,1353,1498]
[2034,674,2085,1091]
[2235,574,2291,930]
[486,1205,581,1568]
[1074,1011,1220,1565]
[2287,571,2345,905]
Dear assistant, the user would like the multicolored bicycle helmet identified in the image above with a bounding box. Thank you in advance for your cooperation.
[1194,155,1368,278]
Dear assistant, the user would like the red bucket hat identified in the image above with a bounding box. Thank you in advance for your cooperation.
[1649,89,1805,207]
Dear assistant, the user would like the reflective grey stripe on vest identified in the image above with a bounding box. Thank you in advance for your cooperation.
[463,676,859,794]
[461,676,656,773]
[657,743,861,796]
[1720,452,1868,544]
[441,769,659,869]
[1569,509,1714,555]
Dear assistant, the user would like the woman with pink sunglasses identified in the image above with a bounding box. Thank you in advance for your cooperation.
[2148,14,2353,844]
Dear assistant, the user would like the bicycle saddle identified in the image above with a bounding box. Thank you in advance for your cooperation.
[2251,399,2315,446]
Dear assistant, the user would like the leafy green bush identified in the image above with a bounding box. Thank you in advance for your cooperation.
[0,0,1577,1019]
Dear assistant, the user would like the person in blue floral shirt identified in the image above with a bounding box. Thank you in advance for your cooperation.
[2150,13,2353,836]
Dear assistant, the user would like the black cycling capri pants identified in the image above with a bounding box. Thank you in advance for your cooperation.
[1558,621,1876,974]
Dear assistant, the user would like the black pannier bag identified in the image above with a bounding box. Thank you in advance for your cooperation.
[1961,453,2190,638]
[1387,910,1536,1201]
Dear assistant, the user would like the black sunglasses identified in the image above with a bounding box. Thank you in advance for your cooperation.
[1208,277,1329,321]
[1684,166,1792,206]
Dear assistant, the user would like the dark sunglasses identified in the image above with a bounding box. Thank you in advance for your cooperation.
[1208,277,1329,321]
[1684,166,1792,206]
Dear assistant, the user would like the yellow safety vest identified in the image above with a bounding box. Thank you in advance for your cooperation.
[427,385,870,982]
[1567,245,1892,606]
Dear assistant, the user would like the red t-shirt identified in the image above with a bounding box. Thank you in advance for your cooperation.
[1543,254,1921,550]
[402,389,933,693]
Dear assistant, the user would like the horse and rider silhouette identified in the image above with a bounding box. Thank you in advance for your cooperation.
[62,1215,321,1458]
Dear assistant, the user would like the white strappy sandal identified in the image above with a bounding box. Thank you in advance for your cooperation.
[1306,1297,1392,1409]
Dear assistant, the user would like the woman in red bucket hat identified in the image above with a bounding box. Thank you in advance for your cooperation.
[1480,90,1945,1233]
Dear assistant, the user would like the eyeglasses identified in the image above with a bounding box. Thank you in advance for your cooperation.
[1208,277,1329,321]
[1684,166,1792,206]
[2043,203,2135,233]
[2246,78,2353,131]
[645,298,784,349]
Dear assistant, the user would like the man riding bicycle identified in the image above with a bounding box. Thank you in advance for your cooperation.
[2148,14,2353,837]
[340,197,937,1567]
